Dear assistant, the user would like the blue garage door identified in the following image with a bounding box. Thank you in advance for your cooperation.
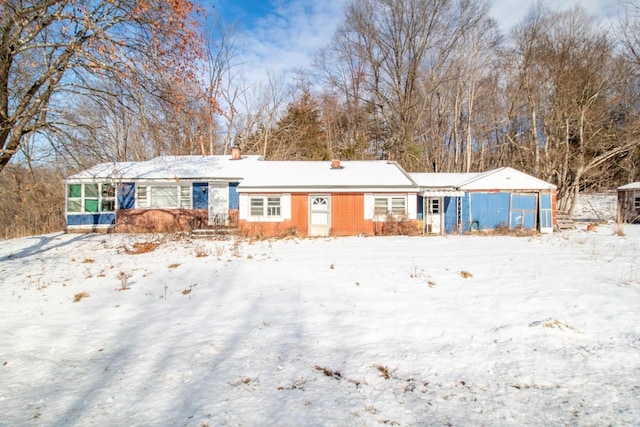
[470,192,510,229]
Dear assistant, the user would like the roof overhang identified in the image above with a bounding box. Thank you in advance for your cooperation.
[422,190,465,197]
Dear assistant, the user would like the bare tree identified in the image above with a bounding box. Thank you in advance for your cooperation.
[0,0,205,172]
[508,5,636,213]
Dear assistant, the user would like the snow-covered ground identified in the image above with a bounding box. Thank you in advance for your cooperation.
[1,194,639,426]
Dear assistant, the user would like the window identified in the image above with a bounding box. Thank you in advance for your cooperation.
[391,197,406,215]
[67,184,82,212]
[67,183,115,213]
[374,198,388,215]
[250,196,281,217]
[150,186,178,208]
[428,198,440,214]
[374,196,406,216]
[137,184,191,209]
[267,197,281,216]
[635,196,640,210]
[102,184,116,212]
[84,183,99,212]
[250,198,264,216]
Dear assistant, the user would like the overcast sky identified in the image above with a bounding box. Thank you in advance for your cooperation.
[210,0,625,87]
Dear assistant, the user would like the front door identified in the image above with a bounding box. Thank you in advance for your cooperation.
[425,197,442,234]
[208,182,229,226]
[309,195,331,236]
[193,183,208,209]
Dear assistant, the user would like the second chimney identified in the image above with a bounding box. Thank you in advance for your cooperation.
[231,145,241,160]
[331,159,342,169]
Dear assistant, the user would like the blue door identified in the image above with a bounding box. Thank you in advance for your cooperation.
[511,194,537,229]
[117,183,135,209]
[193,183,208,209]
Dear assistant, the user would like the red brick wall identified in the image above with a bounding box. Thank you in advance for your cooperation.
[239,192,379,237]
[291,193,309,234]
[114,209,208,233]
[330,193,374,236]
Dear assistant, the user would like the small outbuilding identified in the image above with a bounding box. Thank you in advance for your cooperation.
[617,182,640,223]
[411,167,557,234]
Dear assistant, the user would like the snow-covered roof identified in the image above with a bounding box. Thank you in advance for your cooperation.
[458,167,556,190]
[410,172,477,188]
[618,182,640,190]
[67,155,263,182]
[237,160,416,191]
[410,168,555,191]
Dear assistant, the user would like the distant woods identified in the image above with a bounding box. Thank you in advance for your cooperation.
[1,0,640,238]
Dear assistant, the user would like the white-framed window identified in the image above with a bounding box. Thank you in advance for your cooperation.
[374,196,406,216]
[634,196,640,210]
[249,196,281,217]
[67,183,115,213]
[137,184,191,209]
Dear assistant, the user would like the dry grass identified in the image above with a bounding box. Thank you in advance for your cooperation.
[542,319,578,332]
[73,291,90,302]
[194,244,209,258]
[460,270,473,279]
[116,271,132,290]
[375,364,393,379]
[315,365,342,379]
[124,242,160,255]
[612,223,626,237]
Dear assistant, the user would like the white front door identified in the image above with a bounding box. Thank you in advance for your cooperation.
[425,197,442,234]
[309,195,331,236]
[208,183,229,226]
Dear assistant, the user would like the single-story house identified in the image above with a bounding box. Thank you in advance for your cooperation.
[235,159,419,237]
[411,167,557,234]
[617,182,640,223]
[65,153,557,236]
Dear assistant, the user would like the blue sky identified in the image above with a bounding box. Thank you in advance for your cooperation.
[210,0,625,87]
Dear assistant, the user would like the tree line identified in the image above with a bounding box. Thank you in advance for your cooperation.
[1,0,639,238]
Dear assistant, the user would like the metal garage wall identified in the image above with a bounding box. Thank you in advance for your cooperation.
[469,192,510,230]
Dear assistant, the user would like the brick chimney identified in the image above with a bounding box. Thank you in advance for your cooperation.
[231,145,241,160]
[331,159,342,169]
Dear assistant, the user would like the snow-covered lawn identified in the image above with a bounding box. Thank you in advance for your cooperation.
[1,223,639,426]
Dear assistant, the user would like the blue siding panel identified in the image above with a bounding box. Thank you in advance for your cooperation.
[229,182,239,209]
[470,192,510,229]
[192,182,208,209]
[67,213,116,226]
[511,194,536,210]
[443,197,457,234]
